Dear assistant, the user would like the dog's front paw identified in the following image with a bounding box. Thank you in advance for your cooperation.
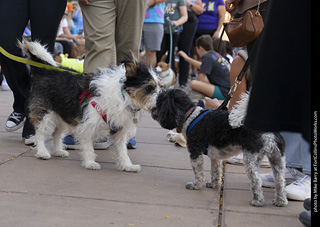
[206,180,220,189]
[82,161,101,170]
[120,164,141,173]
[52,150,69,158]
[272,197,288,207]
[185,181,201,190]
[250,199,264,207]
[35,151,51,160]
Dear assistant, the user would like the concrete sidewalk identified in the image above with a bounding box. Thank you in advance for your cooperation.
[0,88,304,227]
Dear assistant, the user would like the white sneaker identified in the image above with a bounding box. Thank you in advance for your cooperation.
[23,134,35,146]
[260,167,305,188]
[226,153,270,167]
[286,175,311,201]
[226,153,244,165]
[63,135,111,150]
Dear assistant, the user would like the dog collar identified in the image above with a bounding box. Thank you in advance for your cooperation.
[176,107,196,133]
[119,77,140,114]
[184,107,196,122]
[120,86,140,124]
[161,68,174,79]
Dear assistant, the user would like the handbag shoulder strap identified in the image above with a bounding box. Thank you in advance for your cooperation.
[216,38,259,111]
[217,25,225,54]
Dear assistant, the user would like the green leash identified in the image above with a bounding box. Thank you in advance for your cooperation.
[0,46,78,75]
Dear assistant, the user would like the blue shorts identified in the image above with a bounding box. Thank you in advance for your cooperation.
[212,86,226,100]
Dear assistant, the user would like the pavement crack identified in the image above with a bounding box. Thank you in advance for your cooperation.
[0,148,31,166]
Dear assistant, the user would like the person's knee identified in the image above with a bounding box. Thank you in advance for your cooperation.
[189,80,196,89]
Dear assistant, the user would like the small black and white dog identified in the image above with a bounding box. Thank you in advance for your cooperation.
[151,89,288,207]
[19,40,160,172]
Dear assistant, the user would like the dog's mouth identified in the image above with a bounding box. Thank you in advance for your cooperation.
[151,107,157,120]
[176,125,183,133]
[155,66,162,73]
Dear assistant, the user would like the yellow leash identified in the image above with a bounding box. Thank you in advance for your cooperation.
[0,46,79,75]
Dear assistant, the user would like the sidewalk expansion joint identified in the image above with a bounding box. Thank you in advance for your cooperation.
[0,190,216,211]
[217,161,226,227]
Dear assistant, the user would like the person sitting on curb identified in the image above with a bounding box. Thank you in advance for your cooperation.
[178,34,230,100]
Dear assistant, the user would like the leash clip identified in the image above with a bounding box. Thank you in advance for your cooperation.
[228,78,242,97]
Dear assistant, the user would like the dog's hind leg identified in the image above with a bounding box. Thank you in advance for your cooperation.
[186,155,205,190]
[34,113,52,160]
[267,152,288,207]
[111,131,141,172]
[243,151,264,206]
[206,158,222,189]
[263,133,288,207]
[51,117,69,158]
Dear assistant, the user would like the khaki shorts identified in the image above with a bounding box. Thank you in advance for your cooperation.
[80,0,147,73]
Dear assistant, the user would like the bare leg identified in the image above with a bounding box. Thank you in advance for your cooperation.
[189,80,215,97]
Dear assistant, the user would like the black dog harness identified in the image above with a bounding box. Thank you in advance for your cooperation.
[186,109,214,155]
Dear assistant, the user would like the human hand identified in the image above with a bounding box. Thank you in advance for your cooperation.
[169,20,176,27]
[212,30,220,39]
[177,50,188,59]
[204,97,221,110]
[166,17,176,27]
[76,34,84,39]
[225,0,240,14]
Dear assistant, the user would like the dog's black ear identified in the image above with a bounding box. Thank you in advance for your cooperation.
[153,89,177,129]
[123,61,137,77]
[154,89,194,130]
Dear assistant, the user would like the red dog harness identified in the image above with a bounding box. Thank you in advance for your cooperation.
[78,91,108,122]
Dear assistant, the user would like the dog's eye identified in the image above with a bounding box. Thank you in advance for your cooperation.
[146,85,154,92]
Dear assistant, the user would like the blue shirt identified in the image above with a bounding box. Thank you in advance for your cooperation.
[197,0,225,30]
[144,3,165,23]
[72,7,84,34]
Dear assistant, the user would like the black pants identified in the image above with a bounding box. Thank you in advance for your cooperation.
[55,40,72,56]
[177,18,198,86]
[0,0,66,137]
[156,32,180,75]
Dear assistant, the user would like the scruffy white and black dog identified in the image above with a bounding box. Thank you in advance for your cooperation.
[19,40,160,172]
[151,89,288,207]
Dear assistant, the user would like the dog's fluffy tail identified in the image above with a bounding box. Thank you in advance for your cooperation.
[228,92,250,128]
[18,39,57,67]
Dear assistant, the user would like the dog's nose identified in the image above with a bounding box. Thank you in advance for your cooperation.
[155,66,162,73]
[151,107,158,119]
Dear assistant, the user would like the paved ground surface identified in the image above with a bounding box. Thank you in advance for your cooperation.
[0,88,305,226]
